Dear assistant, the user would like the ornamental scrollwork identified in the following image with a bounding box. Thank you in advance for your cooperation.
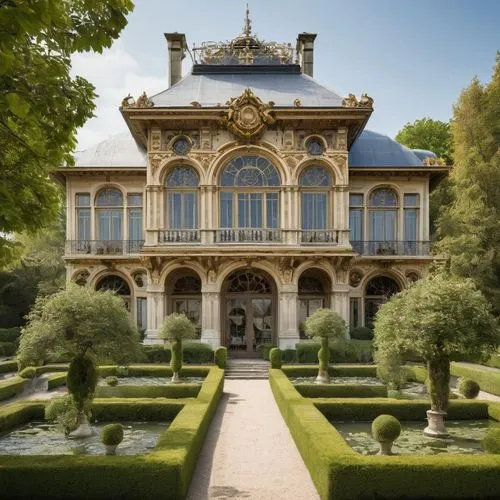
[220,88,276,140]
[149,153,171,176]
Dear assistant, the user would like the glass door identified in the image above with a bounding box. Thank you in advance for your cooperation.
[251,299,273,352]
[227,299,247,353]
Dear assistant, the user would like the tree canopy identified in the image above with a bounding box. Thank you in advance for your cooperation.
[395,117,453,164]
[0,0,134,266]
[159,313,197,343]
[17,284,141,368]
[304,308,346,341]
[435,53,500,313]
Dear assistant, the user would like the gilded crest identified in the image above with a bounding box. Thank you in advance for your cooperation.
[221,88,275,140]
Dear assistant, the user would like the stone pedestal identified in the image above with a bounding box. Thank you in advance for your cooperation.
[424,410,449,437]
[69,414,93,439]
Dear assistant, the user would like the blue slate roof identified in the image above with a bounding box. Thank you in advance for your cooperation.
[151,71,343,107]
[412,149,437,161]
[349,130,424,167]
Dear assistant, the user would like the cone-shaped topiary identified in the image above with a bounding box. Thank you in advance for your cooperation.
[67,355,98,412]
[459,378,480,399]
[18,366,36,379]
[372,414,402,442]
[481,426,500,454]
[159,313,196,383]
[214,346,227,369]
[269,347,282,369]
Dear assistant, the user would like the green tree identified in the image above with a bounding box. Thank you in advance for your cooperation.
[395,118,453,164]
[18,284,141,436]
[304,308,346,384]
[435,54,500,313]
[0,0,134,266]
[159,313,197,383]
[374,273,498,436]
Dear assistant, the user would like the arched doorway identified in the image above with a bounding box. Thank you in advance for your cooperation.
[298,269,331,338]
[96,274,131,311]
[364,275,400,329]
[222,269,276,357]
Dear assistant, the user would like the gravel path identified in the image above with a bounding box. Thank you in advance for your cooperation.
[187,379,319,500]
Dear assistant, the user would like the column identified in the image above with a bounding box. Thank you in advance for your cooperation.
[143,283,165,345]
[331,284,350,339]
[278,284,299,349]
[200,283,221,349]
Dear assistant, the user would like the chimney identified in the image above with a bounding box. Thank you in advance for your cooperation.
[164,33,187,87]
[296,33,317,78]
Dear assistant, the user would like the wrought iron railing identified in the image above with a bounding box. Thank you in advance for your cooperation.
[300,230,339,244]
[66,240,144,255]
[158,230,201,244]
[215,228,282,243]
[351,241,431,256]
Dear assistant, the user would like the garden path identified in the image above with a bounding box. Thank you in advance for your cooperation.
[187,379,319,500]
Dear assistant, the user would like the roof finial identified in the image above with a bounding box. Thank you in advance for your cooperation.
[243,4,252,37]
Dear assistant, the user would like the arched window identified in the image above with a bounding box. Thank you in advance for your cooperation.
[299,167,332,241]
[368,188,398,246]
[165,166,199,230]
[167,273,202,337]
[219,156,280,242]
[95,188,123,242]
[364,275,400,329]
[96,275,131,310]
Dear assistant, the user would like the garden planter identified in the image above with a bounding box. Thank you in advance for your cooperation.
[69,414,93,439]
[424,409,449,437]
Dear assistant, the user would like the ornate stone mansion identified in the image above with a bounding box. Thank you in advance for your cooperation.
[57,13,448,356]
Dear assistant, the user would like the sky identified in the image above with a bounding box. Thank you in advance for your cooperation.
[71,0,500,150]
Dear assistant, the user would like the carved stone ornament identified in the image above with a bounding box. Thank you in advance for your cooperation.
[349,270,363,288]
[149,153,171,176]
[342,93,374,109]
[405,271,420,283]
[136,91,153,108]
[221,88,276,140]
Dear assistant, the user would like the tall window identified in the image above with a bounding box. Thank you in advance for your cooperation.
[349,193,364,252]
[169,275,202,338]
[165,167,199,229]
[368,188,398,242]
[95,188,123,241]
[404,194,419,253]
[298,274,328,338]
[127,193,143,251]
[76,193,91,241]
[300,167,331,231]
[219,156,280,229]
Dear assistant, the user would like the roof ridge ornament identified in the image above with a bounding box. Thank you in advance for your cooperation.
[220,88,276,140]
[342,93,374,108]
[243,4,252,37]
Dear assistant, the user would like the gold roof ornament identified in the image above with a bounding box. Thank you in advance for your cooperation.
[342,93,374,108]
[192,6,295,66]
[136,91,153,108]
[220,88,276,140]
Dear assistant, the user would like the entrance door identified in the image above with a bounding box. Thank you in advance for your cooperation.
[226,298,273,355]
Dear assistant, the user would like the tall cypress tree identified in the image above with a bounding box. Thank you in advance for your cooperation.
[436,53,500,313]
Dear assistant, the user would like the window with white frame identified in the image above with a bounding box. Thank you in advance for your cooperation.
[299,167,331,232]
[76,193,91,241]
[165,166,199,229]
[368,188,398,242]
[95,188,123,241]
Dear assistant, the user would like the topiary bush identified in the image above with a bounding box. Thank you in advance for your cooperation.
[371,414,402,442]
[214,347,227,369]
[459,378,480,399]
[142,345,171,364]
[281,349,296,364]
[45,395,85,436]
[375,352,408,390]
[100,423,124,446]
[67,355,98,413]
[256,343,276,361]
[269,348,281,369]
[350,326,373,340]
[105,376,119,387]
[182,342,214,364]
[18,366,36,379]
[481,426,500,454]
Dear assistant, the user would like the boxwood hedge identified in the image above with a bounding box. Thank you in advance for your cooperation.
[270,368,500,499]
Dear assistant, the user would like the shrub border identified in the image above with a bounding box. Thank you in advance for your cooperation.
[0,366,224,499]
[270,368,500,500]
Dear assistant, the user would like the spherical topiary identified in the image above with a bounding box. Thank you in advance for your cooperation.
[100,423,124,446]
[214,347,227,369]
[372,414,402,442]
[18,366,37,379]
[105,376,119,387]
[269,348,282,369]
[481,426,500,454]
[459,378,480,399]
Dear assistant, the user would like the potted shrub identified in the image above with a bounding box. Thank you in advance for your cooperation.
[374,273,498,437]
[304,308,347,384]
[372,414,401,455]
[159,313,196,383]
[100,423,124,455]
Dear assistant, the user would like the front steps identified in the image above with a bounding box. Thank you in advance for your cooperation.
[225,359,270,379]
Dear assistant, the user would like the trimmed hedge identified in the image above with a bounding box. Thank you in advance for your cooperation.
[0,327,21,342]
[214,347,227,369]
[270,369,500,500]
[0,359,18,374]
[451,363,500,397]
[269,348,281,369]
[486,354,500,369]
[349,326,373,340]
[296,383,387,399]
[47,373,67,390]
[282,365,377,378]
[97,365,210,378]
[0,341,17,356]
[182,342,213,364]
[0,367,224,499]
[142,345,171,364]
[0,376,26,402]
[256,343,276,361]
[281,348,296,364]
[95,384,201,399]
[296,340,373,363]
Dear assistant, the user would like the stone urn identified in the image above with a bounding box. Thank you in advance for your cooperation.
[69,414,93,439]
[104,444,118,456]
[424,410,449,438]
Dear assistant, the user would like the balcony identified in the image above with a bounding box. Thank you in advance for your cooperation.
[300,230,339,245]
[352,241,431,256]
[158,230,201,244]
[215,228,282,243]
[65,240,144,255]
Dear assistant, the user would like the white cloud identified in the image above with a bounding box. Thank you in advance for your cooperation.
[71,40,169,150]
